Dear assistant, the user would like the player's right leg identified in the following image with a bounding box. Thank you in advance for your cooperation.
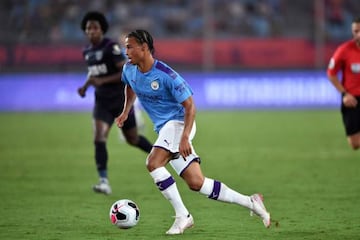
[341,101,360,150]
[92,105,112,195]
[92,119,112,194]
[347,132,360,150]
[92,176,111,195]
[146,147,193,235]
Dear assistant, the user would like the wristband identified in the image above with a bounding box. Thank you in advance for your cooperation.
[341,91,347,97]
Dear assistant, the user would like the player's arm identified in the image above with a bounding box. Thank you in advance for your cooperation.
[330,73,359,108]
[115,85,137,128]
[180,96,196,158]
[77,71,93,97]
[327,73,347,95]
[327,53,346,94]
[123,84,137,114]
[327,57,358,107]
[78,64,124,97]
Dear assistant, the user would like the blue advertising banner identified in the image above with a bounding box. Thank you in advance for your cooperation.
[0,71,340,111]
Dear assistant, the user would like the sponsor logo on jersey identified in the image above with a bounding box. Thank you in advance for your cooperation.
[351,63,360,73]
[88,64,108,76]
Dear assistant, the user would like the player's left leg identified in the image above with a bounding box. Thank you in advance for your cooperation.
[180,162,271,228]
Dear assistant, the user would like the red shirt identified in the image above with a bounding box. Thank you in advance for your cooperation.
[327,40,360,96]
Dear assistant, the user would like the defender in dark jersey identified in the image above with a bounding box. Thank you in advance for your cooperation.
[78,12,152,194]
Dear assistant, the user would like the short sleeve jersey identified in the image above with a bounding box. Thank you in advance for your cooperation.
[327,40,360,96]
[83,38,127,99]
[122,60,193,133]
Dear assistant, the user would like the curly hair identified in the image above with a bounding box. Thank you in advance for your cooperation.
[81,11,109,34]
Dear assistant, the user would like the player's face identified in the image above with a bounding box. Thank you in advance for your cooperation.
[85,20,103,44]
[125,37,145,65]
[351,22,360,44]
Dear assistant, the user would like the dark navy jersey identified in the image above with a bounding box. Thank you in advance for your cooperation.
[83,38,127,101]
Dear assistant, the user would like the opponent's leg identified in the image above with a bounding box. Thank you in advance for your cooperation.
[121,109,152,153]
[122,127,152,153]
[92,119,112,195]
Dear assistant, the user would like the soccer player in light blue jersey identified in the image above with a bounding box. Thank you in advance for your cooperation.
[115,30,271,235]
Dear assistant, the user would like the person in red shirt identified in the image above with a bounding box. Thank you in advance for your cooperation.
[327,17,360,150]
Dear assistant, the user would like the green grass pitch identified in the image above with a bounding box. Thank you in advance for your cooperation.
[0,110,359,240]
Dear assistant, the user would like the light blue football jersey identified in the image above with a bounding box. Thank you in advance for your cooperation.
[122,60,193,133]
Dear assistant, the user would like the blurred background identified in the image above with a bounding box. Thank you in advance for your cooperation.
[1,0,359,111]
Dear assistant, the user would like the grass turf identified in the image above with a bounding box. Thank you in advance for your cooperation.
[0,110,359,240]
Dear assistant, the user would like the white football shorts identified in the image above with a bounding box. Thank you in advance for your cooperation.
[153,120,200,176]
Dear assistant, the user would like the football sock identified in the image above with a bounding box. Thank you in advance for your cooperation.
[99,170,107,179]
[150,167,189,217]
[136,135,152,153]
[99,177,108,183]
[95,141,108,178]
[199,177,252,209]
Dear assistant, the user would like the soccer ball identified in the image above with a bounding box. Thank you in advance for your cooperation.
[109,199,140,229]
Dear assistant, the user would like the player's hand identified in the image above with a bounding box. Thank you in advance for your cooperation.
[115,113,128,128]
[179,136,192,159]
[343,93,358,108]
[77,86,87,97]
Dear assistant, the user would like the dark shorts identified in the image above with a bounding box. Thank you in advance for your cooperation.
[341,96,360,136]
[93,100,136,130]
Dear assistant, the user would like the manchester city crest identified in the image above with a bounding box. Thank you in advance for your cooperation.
[151,80,159,90]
